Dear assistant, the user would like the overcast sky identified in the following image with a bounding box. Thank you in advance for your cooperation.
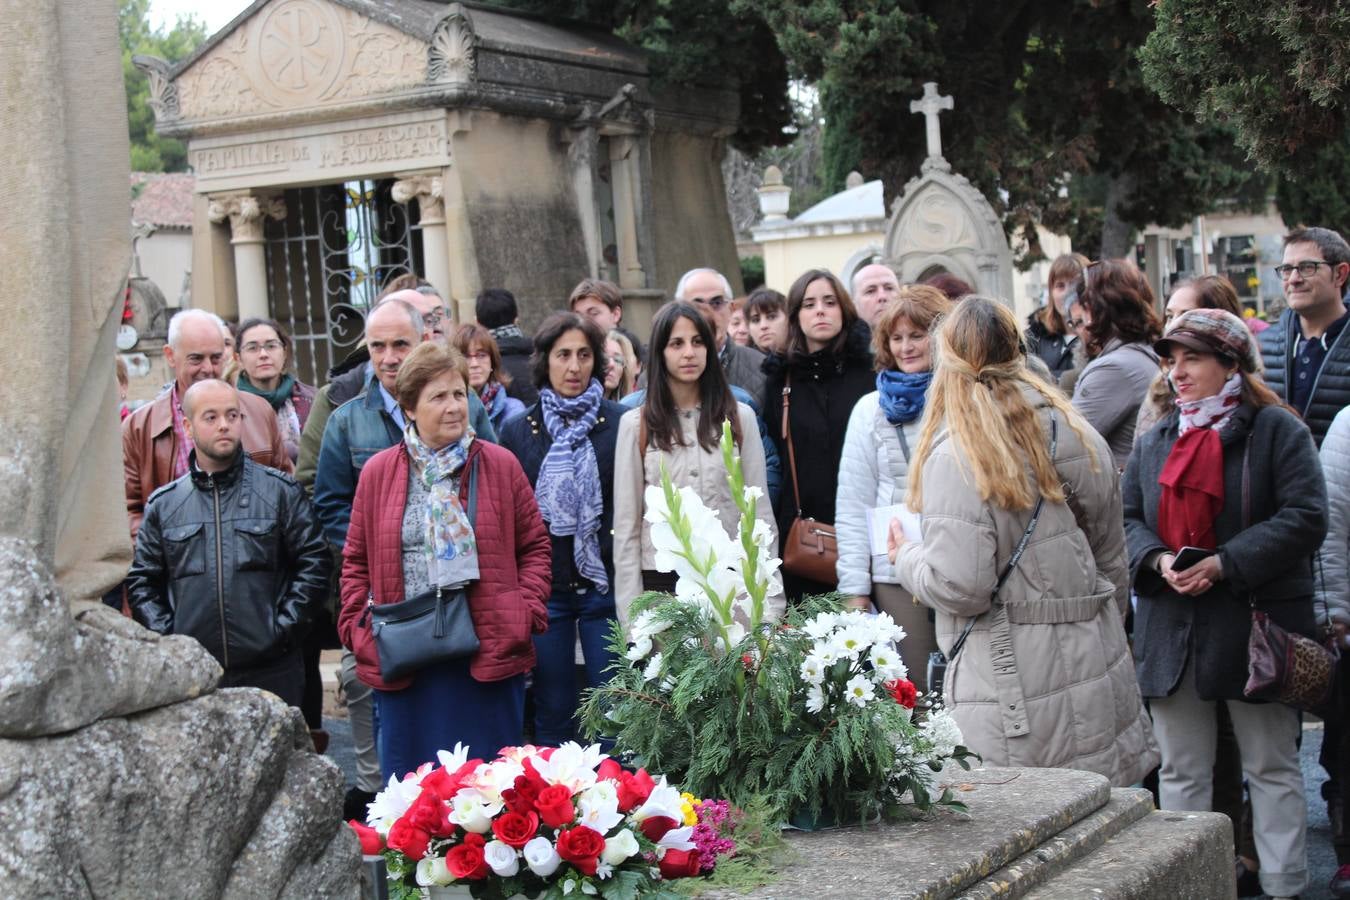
[150,0,249,36]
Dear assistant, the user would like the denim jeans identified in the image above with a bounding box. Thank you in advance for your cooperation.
[532,585,617,745]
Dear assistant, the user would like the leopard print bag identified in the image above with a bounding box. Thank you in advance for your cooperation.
[1244,609,1338,711]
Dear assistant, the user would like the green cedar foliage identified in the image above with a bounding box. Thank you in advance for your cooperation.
[120,0,206,172]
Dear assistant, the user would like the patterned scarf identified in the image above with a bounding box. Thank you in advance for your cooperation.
[171,385,192,479]
[535,379,608,592]
[402,424,480,589]
[479,379,505,423]
[489,324,526,342]
[1176,372,1242,435]
[876,369,933,425]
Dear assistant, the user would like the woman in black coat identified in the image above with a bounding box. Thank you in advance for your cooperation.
[1122,308,1325,900]
[762,268,875,601]
[499,312,627,745]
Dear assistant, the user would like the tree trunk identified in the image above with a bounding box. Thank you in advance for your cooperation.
[1099,172,1139,259]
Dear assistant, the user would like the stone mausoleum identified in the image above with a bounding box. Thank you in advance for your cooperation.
[137,0,742,383]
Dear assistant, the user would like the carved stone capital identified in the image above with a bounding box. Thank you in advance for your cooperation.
[391,173,446,225]
[428,4,476,86]
[207,192,286,243]
[132,55,180,124]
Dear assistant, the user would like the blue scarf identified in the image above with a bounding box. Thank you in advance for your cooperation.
[402,424,480,589]
[535,380,608,593]
[876,370,932,425]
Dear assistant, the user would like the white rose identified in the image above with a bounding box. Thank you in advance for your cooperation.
[600,828,640,865]
[415,856,454,886]
[484,840,521,877]
[523,836,562,877]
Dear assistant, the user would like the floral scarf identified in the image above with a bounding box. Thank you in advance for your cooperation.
[876,369,932,425]
[402,424,480,589]
[1176,372,1242,435]
[535,379,608,592]
[479,379,505,425]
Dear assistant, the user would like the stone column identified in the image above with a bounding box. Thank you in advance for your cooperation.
[392,171,452,311]
[608,134,646,289]
[206,192,285,321]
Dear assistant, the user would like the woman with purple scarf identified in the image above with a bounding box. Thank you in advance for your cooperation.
[499,312,626,745]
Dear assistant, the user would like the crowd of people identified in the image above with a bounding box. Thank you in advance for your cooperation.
[116,225,1350,900]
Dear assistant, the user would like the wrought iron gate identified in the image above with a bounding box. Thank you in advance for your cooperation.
[264,178,424,386]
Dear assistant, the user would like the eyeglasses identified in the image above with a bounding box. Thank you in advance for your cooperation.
[240,340,284,354]
[1274,260,1332,280]
[1065,317,1085,330]
[690,295,729,311]
[606,354,626,369]
[422,309,447,327]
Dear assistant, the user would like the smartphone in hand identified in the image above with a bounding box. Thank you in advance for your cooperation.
[1172,546,1215,572]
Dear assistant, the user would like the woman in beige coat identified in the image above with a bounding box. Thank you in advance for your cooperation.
[613,301,780,631]
[889,295,1157,787]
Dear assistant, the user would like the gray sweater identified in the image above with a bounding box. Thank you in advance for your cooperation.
[1072,339,1160,469]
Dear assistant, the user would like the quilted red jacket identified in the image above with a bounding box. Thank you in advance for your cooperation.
[338,438,551,691]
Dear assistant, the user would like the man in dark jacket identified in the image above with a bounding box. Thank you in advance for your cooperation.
[127,379,329,707]
[477,288,538,406]
[1259,225,1350,447]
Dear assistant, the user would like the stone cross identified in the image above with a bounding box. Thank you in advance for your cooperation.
[910,82,954,160]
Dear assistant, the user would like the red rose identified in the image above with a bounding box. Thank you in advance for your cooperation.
[639,815,679,843]
[446,840,490,880]
[504,768,546,814]
[407,790,454,837]
[346,820,384,855]
[491,810,540,849]
[419,768,460,802]
[886,678,918,709]
[555,825,605,877]
[616,768,655,812]
[386,818,430,861]
[462,832,485,848]
[659,848,703,880]
[596,758,623,783]
[535,784,576,829]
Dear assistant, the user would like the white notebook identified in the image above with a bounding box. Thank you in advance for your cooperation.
[867,504,922,556]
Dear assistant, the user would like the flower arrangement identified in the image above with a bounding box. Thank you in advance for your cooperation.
[580,422,976,826]
[347,742,738,899]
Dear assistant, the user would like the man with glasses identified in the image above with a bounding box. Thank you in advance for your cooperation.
[674,267,767,404]
[1259,226,1350,446]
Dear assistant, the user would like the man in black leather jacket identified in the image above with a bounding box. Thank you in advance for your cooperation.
[128,379,330,707]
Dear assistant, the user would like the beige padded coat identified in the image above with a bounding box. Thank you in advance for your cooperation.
[893,388,1158,786]
[613,403,781,631]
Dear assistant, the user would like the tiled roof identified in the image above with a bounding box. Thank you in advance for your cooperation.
[131,172,195,229]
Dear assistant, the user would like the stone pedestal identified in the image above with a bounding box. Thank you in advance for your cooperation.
[703,767,1232,900]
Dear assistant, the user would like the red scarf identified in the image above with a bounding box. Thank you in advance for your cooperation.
[1157,427,1224,551]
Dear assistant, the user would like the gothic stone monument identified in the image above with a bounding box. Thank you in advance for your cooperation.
[137,0,743,383]
[0,0,358,894]
[884,82,1016,303]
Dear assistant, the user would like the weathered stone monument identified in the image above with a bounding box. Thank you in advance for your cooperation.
[136,0,743,383]
[0,0,358,895]
[884,82,1016,302]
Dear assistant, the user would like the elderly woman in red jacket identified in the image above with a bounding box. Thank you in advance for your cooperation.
[338,341,550,779]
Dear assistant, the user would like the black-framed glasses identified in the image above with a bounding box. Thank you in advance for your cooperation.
[690,295,729,310]
[421,309,447,326]
[1274,260,1332,280]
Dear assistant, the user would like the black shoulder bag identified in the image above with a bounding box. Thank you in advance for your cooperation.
[368,462,481,681]
[926,415,1057,698]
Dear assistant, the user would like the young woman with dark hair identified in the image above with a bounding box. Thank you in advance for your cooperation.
[612,302,781,629]
[762,268,875,599]
[1025,253,1089,379]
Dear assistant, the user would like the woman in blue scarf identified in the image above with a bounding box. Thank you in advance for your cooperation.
[834,284,952,692]
[499,312,626,745]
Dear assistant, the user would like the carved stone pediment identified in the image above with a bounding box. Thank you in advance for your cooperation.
[173,0,426,123]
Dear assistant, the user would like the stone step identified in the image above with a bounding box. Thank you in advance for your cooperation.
[960,788,1156,899]
[1021,808,1234,900]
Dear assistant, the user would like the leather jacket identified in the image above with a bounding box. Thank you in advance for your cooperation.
[122,387,292,540]
[127,450,330,670]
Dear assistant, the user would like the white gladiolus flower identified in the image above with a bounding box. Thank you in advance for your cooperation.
[656,824,696,852]
[484,840,521,877]
[805,683,825,714]
[845,673,875,707]
[436,743,472,772]
[630,609,671,639]
[523,836,563,877]
[416,856,454,886]
[721,621,747,650]
[625,634,653,661]
[600,828,641,865]
[643,652,664,682]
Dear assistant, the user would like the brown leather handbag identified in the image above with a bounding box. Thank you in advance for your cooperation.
[780,378,838,584]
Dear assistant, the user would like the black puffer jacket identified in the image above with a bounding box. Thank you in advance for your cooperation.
[128,451,331,670]
[1259,305,1350,446]
[1024,313,1076,378]
[497,332,540,407]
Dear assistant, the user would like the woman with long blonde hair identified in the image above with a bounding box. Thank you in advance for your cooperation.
[888,295,1157,786]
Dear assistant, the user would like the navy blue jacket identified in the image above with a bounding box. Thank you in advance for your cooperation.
[1258,304,1350,446]
[498,398,626,591]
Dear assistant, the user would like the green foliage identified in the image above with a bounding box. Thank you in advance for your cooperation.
[119,0,206,172]
[1276,131,1350,236]
[739,256,765,292]
[493,0,792,154]
[1142,0,1350,177]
